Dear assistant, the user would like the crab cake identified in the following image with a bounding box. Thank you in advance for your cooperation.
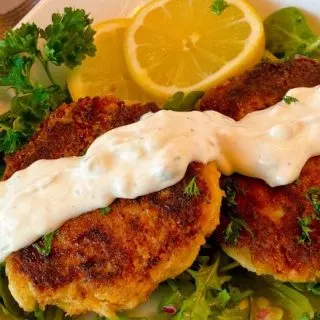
[200,57,320,282]
[5,96,223,317]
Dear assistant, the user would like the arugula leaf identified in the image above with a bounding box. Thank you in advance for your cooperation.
[172,255,231,320]
[264,7,320,59]
[210,0,229,16]
[41,8,96,69]
[163,91,204,112]
[297,216,313,245]
[184,177,200,197]
[283,95,299,104]
[33,232,56,257]
[291,282,320,296]
[307,187,320,218]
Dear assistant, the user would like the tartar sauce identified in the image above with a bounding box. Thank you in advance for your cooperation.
[1,86,320,261]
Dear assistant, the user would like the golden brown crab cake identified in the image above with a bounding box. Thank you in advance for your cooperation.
[200,57,320,282]
[5,96,223,317]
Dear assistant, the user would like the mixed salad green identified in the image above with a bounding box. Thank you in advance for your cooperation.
[0,2,320,320]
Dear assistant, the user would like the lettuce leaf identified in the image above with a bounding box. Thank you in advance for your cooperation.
[264,7,320,59]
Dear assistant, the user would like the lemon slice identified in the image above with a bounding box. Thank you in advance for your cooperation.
[124,0,265,99]
[67,19,151,102]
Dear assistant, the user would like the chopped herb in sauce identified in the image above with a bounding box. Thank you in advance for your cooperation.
[224,216,251,245]
[297,216,313,245]
[283,95,299,104]
[33,232,56,256]
[306,187,320,218]
[210,0,229,16]
[184,177,200,197]
[100,206,111,216]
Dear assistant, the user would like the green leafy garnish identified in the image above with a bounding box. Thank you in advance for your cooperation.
[100,206,111,216]
[283,95,299,104]
[224,216,251,245]
[297,216,313,245]
[0,263,24,319]
[0,7,96,155]
[33,232,56,257]
[224,182,237,207]
[210,0,229,16]
[264,7,320,59]
[41,8,96,69]
[172,255,231,319]
[291,282,320,296]
[184,177,200,197]
[307,187,320,218]
[163,91,204,112]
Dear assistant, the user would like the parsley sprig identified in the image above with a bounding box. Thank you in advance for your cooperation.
[306,187,320,218]
[0,8,96,154]
[33,231,57,257]
[224,216,251,245]
[184,177,201,197]
[100,206,111,216]
[210,0,229,16]
[297,216,313,245]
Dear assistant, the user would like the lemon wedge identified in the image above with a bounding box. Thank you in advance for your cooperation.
[67,19,151,102]
[124,0,265,99]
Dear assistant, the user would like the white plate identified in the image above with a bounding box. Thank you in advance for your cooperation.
[0,0,319,114]
[20,0,320,30]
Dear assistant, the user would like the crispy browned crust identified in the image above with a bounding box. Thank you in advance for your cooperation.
[199,57,320,120]
[200,58,320,282]
[5,96,223,316]
[3,96,158,179]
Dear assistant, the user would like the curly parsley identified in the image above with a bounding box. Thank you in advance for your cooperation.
[0,8,96,154]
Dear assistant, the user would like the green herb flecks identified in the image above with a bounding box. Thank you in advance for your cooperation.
[184,177,200,197]
[100,206,111,216]
[163,91,204,112]
[210,0,229,16]
[306,187,320,218]
[33,232,56,257]
[297,216,313,245]
[224,184,237,207]
[224,216,252,245]
[264,7,320,59]
[283,95,299,104]
[0,7,96,155]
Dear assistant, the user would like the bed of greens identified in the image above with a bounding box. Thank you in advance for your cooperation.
[0,1,320,320]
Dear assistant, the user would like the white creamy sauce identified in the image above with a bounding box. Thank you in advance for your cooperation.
[0,86,320,261]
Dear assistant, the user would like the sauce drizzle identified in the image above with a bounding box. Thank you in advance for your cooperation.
[1,86,320,261]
